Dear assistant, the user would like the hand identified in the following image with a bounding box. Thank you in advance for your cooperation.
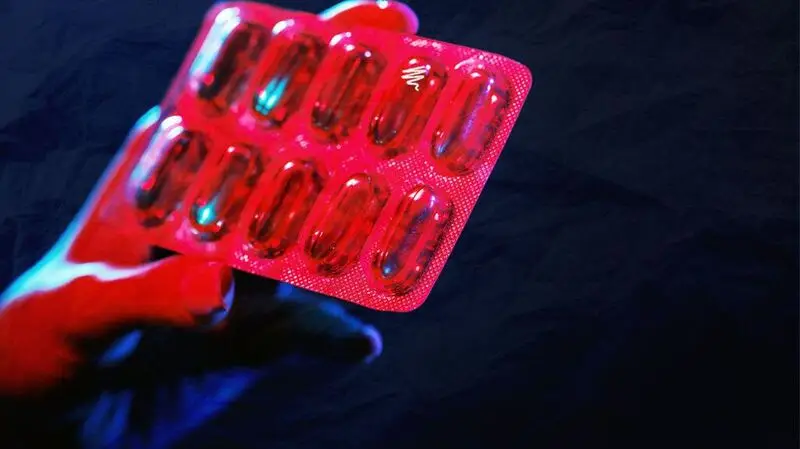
[0,2,419,448]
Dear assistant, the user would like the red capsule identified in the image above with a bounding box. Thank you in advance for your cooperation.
[304,174,390,275]
[311,33,385,141]
[248,160,325,258]
[371,185,452,295]
[369,57,447,158]
[189,13,269,114]
[130,116,208,227]
[189,145,265,240]
[252,21,325,127]
[431,64,509,175]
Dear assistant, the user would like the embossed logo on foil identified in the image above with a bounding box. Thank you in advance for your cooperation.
[401,65,427,91]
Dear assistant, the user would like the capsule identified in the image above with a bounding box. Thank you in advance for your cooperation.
[369,57,447,158]
[189,12,269,114]
[311,33,385,141]
[189,145,264,240]
[431,64,509,175]
[304,174,390,275]
[248,160,325,258]
[130,116,208,227]
[371,185,452,294]
[252,21,325,127]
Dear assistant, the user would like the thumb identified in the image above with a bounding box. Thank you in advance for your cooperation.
[319,1,420,34]
[52,256,233,337]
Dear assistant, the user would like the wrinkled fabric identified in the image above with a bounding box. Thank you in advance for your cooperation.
[0,0,796,449]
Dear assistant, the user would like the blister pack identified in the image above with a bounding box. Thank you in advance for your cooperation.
[93,2,533,312]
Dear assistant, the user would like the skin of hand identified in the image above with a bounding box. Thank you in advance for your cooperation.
[0,2,419,448]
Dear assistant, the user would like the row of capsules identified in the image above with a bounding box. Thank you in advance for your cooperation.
[129,8,510,295]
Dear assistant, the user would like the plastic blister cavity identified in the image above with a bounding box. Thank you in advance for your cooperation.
[370,57,447,159]
[189,12,269,114]
[189,144,264,240]
[97,2,533,312]
[129,116,209,227]
[371,185,452,295]
[252,20,326,126]
[248,159,326,258]
[311,33,386,141]
[305,174,390,275]
[432,61,510,175]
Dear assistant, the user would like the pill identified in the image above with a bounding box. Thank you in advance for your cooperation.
[304,174,390,275]
[372,185,452,294]
[130,116,208,227]
[189,13,269,114]
[248,159,326,258]
[252,21,325,126]
[369,57,447,158]
[189,144,265,240]
[431,64,509,175]
[311,33,385,141]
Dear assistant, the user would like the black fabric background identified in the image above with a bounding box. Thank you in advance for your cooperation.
[0,0,797,448]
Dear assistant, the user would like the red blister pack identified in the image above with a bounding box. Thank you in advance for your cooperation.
[92,2,533,312]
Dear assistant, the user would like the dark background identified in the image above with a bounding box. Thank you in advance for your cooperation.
[0,0,797,448]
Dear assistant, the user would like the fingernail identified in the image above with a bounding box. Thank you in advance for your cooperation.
[203,262,234,327]
[363,325,383,364]
[194,306,228,328]
[209,273,236,327]
[188,261,232,297]
[181,260,234,315]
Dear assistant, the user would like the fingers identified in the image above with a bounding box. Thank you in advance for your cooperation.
[200,273,382,366]
[39,277,380,404]
[320,0,420,34]
[289,300,382,363]
[54,255,233,336]
[62,291,381,401]
[0,254,231,398]
[225,292,383,364]
[96,278,379,380]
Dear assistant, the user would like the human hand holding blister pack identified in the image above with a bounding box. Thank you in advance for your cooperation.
[0,1,531,447]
